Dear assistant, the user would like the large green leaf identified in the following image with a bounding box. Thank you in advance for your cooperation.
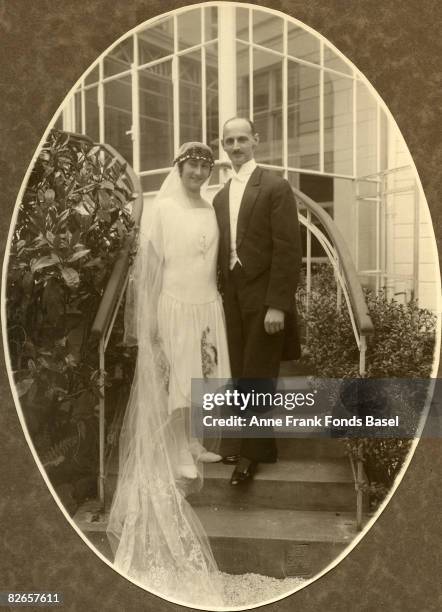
[67,249,90,263]
[16,378,34,398]
[101,180,115,191]
[97,189,110,210]
[54,209,71,230]
[44,189,56,203]
[31,254,60,272]
[61,267,80,289]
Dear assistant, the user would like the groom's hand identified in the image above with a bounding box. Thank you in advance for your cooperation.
[264,307,285,334]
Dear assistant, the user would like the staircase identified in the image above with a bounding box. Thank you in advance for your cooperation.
[75,430,364,579]
[186,438,359,578]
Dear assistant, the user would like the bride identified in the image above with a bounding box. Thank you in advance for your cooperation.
[106,142,230,606]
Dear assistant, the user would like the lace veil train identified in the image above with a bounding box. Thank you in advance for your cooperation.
[106,157,224,607]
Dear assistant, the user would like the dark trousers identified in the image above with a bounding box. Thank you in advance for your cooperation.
[221,264,283,463]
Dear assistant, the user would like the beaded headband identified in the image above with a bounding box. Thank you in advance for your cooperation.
[173,146,215,169]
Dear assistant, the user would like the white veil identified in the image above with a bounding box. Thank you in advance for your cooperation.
[106,149,224,606]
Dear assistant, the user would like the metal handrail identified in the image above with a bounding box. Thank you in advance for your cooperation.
[292,187,373,531]
[82,143,143,508]
[45,131,143,510]
[292,187,374,338]
[89,144,143,343]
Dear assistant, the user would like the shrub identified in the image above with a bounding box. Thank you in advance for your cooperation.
[364,291,436,378]
[297,265,359,377]
[6,129,135,510]
[297,264,436,378]
[342,437,413,509]
[296,263,437,508]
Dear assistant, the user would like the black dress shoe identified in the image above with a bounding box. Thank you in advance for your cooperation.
[230,458,257,486]
[222,454,241,465]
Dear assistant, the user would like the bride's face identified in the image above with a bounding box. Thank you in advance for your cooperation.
[180,159,211,194]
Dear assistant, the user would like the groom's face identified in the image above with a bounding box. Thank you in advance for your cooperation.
[222,119,259,172]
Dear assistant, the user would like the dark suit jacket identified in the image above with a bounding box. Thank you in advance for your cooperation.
[213,166,302,360]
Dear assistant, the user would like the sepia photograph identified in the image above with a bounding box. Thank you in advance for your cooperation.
[1,1,441,611]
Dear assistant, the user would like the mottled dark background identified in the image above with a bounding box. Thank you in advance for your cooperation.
[0,1,441,611]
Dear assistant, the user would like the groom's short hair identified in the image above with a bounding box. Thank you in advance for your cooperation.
[223,117,256,136]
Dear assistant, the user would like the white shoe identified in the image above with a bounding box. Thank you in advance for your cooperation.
[176,446,199,479]
[196,451,223,463]
[176,463,198,479]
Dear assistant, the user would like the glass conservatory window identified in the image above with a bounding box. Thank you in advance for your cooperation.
[287,23,320,64]
[139,61,174,171]
[287,61,320,171]
[178,8,202,50]
[324,45,352,75]
[103,76,133,166]
[56,4,426,307]
[74,90,82,134]
[289,171,333,259]
[288,172,333,213]
[236,7,249,41]
[85,65,99,86]
[63,4,392,193]
[379,110,389,171]
[103,38,133,78]
[324,72,354,175]
[252,11,283,53]
[299,173,334,211]
[253,48,283,166]
[138,17,174,64]
[237,42,250,118]
[357,199,378,271]
[232,6,358,178]
[180,50,203,143]
[205,7,218,42]
[84,86,99,142]
[206,42,219,152]
[140,172,169,193]
[356,80,378,176]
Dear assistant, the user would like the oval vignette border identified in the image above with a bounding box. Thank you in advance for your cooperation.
[0,2,441,611]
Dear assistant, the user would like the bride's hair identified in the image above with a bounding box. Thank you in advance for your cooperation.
[173,141,215,175]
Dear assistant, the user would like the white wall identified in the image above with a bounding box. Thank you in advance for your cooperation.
[387,123,439,311]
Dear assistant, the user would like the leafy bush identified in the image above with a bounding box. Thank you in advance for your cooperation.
[297,265,359,377]
[296,263,437,508]
[6,129,135,511]
[364,291,436,378]
[297,264,436,378]
[341,437,413,509]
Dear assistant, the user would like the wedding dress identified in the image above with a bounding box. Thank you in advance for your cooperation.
[106,163,230,607]
[155,194,230,415]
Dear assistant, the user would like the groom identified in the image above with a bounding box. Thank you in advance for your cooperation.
[213,117,302,485]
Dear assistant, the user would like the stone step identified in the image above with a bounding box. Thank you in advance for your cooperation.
[105,457,360,512]
[73,500,112,561]
[105,454,359,513]
[74,500,358,579]
[276,437,347,459]
[104,438,348,512]
[196,505,356,578]
[279,360,315,377]
[187,459,357,512]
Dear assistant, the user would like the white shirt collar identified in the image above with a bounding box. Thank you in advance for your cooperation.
[231,158,257,182]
